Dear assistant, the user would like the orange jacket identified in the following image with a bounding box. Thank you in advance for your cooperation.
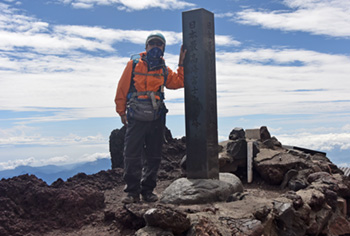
[115,52,184,116]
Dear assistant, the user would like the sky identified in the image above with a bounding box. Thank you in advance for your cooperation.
[1,0,350,170]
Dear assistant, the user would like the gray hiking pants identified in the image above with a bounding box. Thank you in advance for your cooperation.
[123,116,164,195]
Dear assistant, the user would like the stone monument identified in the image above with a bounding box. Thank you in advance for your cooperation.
[182,8,219,179]
[160,9,243,205]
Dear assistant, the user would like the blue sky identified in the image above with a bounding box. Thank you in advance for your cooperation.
[1,0,350,170]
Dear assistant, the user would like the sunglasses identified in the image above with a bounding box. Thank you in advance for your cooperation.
[148,41,164,46]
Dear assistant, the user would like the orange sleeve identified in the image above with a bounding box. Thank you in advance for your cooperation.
[115,60,133,116]
[165,66,184,89]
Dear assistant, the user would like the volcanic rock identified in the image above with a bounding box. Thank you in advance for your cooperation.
[229,127,245,140]
[0,174,104,236]
[143,205,191,234]
[109,126,126,168]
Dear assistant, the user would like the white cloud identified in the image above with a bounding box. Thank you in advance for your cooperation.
[342,124,350,132]
[0,31,114,54]
[0,3,113,54]
[40,152,110,166]
[0,157,35,170]
[216,35,241,47]
[235,0,350,38]
[53,25,239,48]
[215,48,350,117]
[1,2,350,162]
[0,3,241,122]
[72,2,94,9]
[0,125,106,146]
[59,0,195,11]
[0,3,48,33]
[0,4,237,55]
[0,152,110,170]
[215,12,235,18]
[80,152,110,162]
[53,25,177,46]
[3,0,21,4]
[1,46,350,121]
[45,155,70,164]
[278,132,350,151]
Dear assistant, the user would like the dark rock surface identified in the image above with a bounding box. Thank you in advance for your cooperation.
[51,168,124,191]
[0,131,187,236]
[0,174,104,235]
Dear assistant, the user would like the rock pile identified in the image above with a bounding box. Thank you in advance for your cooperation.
[107,126,350,235]
[216,126,350,235]
[1,126,350,236]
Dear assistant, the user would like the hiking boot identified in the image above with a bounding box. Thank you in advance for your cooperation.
[142,192,158,202]
[122,194,140,204]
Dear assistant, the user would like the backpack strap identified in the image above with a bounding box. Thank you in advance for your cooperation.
[160,66,168,100]
[128,55,140,96]
[127,54,168,101]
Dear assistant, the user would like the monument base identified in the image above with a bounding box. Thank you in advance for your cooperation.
[160,173,243,205]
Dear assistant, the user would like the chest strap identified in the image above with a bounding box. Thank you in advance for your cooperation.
[133,72,165,77]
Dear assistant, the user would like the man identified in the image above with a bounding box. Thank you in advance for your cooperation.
[115,32,186,203]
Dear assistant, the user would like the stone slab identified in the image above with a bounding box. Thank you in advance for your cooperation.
[282,145,327,156]
[245,129,260,140]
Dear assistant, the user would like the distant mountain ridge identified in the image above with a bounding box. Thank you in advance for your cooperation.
[0,158,111,184]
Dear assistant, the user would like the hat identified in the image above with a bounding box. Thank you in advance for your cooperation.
[146,32,166,46]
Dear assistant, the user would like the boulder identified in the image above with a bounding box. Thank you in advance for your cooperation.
[297,188,326,212]
[261,137,282,149]
[307,171,332,183]
[218,139,259,172]
[229,127,245,140]
[260,126,271,141]
[109,126,126,169]
[337,175,350,198]
[218,140,246,172]
[281,191,304,210]
[143,205,190,234]
[288,169,313,191]
[219,172,244,193]
[114,204,147,230]
[219,217,264,236]
[306,204,333,235]
[254,149,310,185]
[227,139,248,160]
[272,197,307,236]
[160,173,242,205]
[135,226,174,236]
[187,216,223,236]
[327,215,350,235]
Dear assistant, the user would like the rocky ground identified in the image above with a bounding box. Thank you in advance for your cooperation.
[1,127,350,236]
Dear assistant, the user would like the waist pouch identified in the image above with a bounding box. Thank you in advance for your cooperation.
[127,98,164,121]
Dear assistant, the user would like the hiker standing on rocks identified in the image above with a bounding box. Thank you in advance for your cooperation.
[115,33,186,203]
